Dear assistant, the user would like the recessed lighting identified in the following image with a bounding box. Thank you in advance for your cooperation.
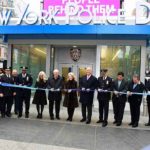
[73,46,77,48]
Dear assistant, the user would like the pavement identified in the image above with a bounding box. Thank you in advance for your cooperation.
[0,101,150,150]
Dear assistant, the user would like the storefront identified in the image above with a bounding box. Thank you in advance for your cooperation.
[0,0,150,83]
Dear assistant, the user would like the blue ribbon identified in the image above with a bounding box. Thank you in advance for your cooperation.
[0,82,148,96]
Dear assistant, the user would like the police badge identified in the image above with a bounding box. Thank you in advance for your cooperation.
[70,48,81,62]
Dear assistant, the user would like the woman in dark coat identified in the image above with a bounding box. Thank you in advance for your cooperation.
[63,72,78,121]
[33,71,47,119]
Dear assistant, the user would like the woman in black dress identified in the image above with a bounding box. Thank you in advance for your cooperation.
[63,72,78,121]
[33,71,47,119]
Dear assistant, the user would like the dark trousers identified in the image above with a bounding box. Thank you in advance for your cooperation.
[129,99,142,124]
[112,97,126,122]
[18,95,31,115]
[1,96,13,115]
[67,108,75,119]
[98,99,109,122]
[49,100,61,118]
[147,101,150,123]
[81,104,92,121]
[14,95,19,113]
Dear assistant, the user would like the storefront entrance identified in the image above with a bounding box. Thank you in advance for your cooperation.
[58,63,93,83]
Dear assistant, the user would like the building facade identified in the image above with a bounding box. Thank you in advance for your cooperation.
[0,0,150,84]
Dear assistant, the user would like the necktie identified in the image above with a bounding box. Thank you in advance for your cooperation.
[118,81,121,89]
[133,84,137,89]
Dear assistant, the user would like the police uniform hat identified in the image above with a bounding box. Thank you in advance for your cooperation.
[100,69,108,72]
[5,66,12,70]
[20,66,28,70]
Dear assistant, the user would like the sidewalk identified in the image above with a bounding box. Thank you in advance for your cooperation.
[11,100,150,130]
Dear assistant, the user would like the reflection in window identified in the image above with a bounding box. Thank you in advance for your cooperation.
[12,45,46,84]
[100,46,141,80]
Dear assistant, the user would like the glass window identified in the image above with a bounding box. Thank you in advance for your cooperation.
[100,46,141,80]
[12,45,46,85]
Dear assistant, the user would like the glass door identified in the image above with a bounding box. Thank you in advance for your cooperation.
[58,64,73,82]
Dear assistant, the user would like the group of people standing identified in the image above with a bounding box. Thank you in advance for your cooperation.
[0,66,150,128]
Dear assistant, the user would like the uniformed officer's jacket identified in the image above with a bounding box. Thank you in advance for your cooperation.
[1,74,14,97]
[97,76,112,100]
[17,73,33,94]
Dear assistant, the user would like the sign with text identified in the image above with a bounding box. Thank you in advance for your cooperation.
[44,0,120,16]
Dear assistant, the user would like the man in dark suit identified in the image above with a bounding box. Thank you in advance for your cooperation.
[79,67,97,124]
[47,69,63,120]
[17,66,33,118]
[144,78,150,126]
[127,74,145,128]
[1,67,16,117]
[97,69,112,127]
[112,72,128,126]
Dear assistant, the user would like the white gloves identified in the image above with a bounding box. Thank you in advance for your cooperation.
[50,88,54,91]
[98,88,102,92]
[56,88,60,91]
[127,91,132,96]
[86,88,90,92]
[68,89,72,93]
[82,88,85,91]
[114,91,118,95]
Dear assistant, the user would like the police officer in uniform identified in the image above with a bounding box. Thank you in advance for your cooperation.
[1,67,16,117]
[17,67,33,118]
[97,69,112,127]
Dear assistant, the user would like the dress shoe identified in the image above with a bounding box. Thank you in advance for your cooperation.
[1,114,5,118]
[15,112,18,115]
[56,116,60,120]
[18,114,22,118]
[128,122,133,126]
[116,122,122,126]
[145,122,150,126]
[132,123,138,128]
[102,122,108,127]
[113,120,117,124]
[69,118,72,122]
[50,116,54,120]
[86,120,91,124]
[96,120,103,123]
[25,114,29,118]
[6,113,11,118]
[37,114,40,119]
[40,114,43,119]
[66,118,70,121]
[80,118,86,122]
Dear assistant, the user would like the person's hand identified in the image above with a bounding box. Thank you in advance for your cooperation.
[86,88,90,92]
[68,89,72,93]
[98,88,102,92]
[13,92,16,96]
[0,93,3,97]
[114,91,118,95]
[82,88,85,91]
[56,88,60,91]
[127,91,132,96]
[50,88,54,92]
